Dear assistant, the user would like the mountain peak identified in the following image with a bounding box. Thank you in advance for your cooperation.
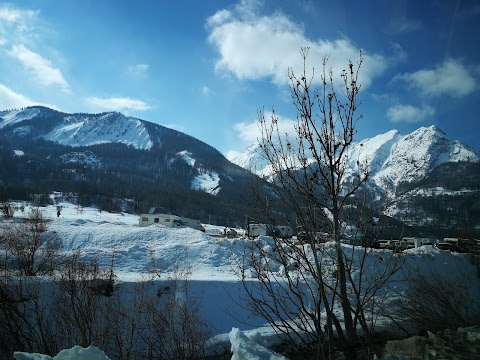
[412,124,446,137]
[0,107,155,150]
[229,125,479,189]
[364,125,479,187]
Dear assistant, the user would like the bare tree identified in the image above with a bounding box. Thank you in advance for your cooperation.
[0,207,61,276]
[240,48,402,359]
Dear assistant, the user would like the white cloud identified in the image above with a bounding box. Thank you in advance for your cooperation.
[128,63,149,76]
[233,111,296,143]
[206,2,388,88]
[87,97,151,111]
[394,59,478,98]
[206,9,232,27]
[385,17,423,35]
[386,104,435,123]
[201,85,211,95]
[8,44,70,92]
[0,6,36,22]
[0,83,55,109]
[0,6,39,47]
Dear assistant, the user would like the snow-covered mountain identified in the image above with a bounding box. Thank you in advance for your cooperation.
[0,106,260,225]
[228,125,480,233]
[2,106,480,234]
[0,107,153,150]
[349,125,479,189]
[229,125,480,190]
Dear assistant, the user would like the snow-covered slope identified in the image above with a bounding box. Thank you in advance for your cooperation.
[0,107,153,150]
[230,125,480,189]
[176,150,222,195]
[45,113,153,150]
[0,107,41,127]
[227,144,265,172]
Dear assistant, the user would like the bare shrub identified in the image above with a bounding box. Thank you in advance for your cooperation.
[0,275,57,357]
[394,266,480,334]
[138,249,214,360]
[0,249,213,359]
[51,250,117,351]
[0,207,61,275]
[0,201,14,218]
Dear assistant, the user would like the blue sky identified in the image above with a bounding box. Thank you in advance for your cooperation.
[1,0,479,156]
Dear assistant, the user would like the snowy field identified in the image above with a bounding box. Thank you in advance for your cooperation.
[6,198,480,359]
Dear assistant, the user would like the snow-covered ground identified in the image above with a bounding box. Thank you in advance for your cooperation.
[8,200,267,334]
[6,198,480,359]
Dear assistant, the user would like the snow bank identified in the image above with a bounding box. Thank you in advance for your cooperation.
[229,328,287,360]
[14,345,110,360]
[14,330,287,360]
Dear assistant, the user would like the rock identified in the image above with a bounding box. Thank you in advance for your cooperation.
[383,335,428,359]
[379,327,480,360]
[458,326,480,342]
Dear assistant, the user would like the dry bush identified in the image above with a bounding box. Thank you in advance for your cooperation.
[51,250,117,351]
[0,207,61,275]
[0,245,213,359]
[0,201,14,218]
[394,267,480,334]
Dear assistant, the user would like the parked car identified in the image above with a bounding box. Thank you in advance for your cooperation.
[296,231,330,243]
[435,242,464,253]
[224,227,237,237]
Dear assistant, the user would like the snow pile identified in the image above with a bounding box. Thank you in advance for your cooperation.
[14,345,111,360]
[229,328,287,360]
[14,331,287,360]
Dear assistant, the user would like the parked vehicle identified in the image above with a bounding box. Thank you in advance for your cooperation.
[224,227,237,237]
[435,242,464,253]
[139,213,205,232]
[246,223,294,238]
[373,239,408,251]
[298,232,334,243]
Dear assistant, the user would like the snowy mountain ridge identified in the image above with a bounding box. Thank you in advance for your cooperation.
[0,107,153,150]
[229,125,480,189]
[351,125,479,188]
